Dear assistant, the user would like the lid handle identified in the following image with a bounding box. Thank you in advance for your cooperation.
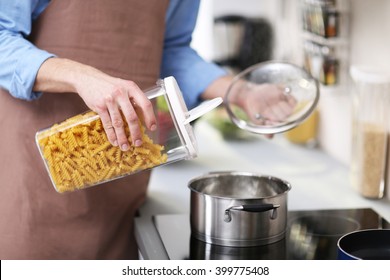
[183,97,223,124]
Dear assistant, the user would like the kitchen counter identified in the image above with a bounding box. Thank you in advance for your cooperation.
[135,118,390,259]
[140,119,390,219]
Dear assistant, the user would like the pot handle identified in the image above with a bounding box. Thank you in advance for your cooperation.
[224,204,280,223]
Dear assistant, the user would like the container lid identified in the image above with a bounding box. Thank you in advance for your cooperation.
[350,65,390,84]
[224,61,320,134]
[163,76,223,157]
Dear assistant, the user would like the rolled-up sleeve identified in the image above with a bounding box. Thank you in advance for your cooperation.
[0,0,55,100]
[161,0,226,109]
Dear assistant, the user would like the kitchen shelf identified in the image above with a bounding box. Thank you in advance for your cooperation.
[302,31,349,47]
[300,0,351,88]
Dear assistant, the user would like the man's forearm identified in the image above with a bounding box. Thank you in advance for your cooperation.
[33,57,101,94]
[200,75,234,101]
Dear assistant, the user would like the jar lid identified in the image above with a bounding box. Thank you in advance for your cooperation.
[224,61,320,134]
[163,76,223,157]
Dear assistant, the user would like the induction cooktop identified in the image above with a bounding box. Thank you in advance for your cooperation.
[152,208,390,260]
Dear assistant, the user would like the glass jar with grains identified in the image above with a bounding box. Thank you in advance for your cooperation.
[350,66,390,199]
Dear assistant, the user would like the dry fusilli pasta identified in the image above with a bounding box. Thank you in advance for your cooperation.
[36,111,167,193]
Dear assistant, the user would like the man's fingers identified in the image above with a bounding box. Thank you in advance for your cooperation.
[93,80,158,150]
[117,97,143,147]
[126,83,157,132]
[98,109,118,147]
[105,94,133,151]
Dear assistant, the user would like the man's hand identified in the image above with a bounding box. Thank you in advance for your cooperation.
[201,75,297,138]
[234,82,297,126]
[34,58,156,151]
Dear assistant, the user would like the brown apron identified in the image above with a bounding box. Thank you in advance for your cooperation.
[0,0,169,259]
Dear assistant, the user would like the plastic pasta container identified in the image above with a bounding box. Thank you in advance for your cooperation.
[36,76,222,193]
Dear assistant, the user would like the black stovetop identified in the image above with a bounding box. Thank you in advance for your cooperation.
[152,208,390,260]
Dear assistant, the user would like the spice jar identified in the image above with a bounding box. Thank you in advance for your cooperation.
[350,66,390,199]
[36,77,222,193]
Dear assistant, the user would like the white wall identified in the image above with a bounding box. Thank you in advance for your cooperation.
[350,0,390,69]
[318,0,390,165]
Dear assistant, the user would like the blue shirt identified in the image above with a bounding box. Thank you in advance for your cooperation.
[0,0,226,109]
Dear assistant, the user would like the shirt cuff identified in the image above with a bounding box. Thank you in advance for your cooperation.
[11,49,55,100]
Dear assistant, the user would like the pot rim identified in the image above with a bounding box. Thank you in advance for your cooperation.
[188,170,292,200]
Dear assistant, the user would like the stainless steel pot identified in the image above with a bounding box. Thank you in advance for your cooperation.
[188,171,291,247]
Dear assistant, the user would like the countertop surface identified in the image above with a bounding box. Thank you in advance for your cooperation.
[140,119,390,221]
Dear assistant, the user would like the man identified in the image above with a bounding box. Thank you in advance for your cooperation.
[0,0,292,259]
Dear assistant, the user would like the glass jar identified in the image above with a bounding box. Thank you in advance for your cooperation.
[36,77,222,193]
[350,66,390,199]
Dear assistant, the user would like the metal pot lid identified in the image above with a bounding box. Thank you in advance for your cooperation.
[224,61,320,134]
